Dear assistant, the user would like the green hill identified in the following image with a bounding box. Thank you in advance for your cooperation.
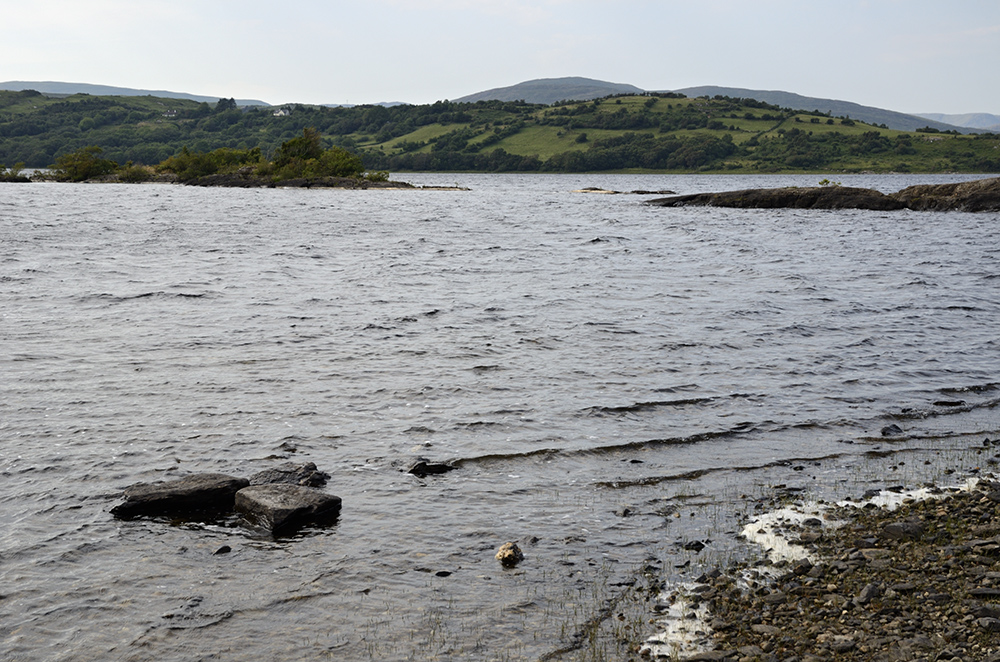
[454,77,644,104]
[2,89,999,174]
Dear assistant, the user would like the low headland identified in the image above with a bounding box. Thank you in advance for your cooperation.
[648,176,1000,212]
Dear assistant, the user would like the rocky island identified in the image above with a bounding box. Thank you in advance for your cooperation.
[648,176,1000,212]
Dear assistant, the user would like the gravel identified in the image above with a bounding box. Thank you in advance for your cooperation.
[655,477,1000,662]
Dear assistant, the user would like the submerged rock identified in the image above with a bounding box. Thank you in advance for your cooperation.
[647,176,1000,212]
[249,462,330,487]
[110,473,249,519]
[407,461,456,478]
[235,484,342,534]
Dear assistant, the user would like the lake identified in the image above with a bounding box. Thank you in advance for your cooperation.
[2,173,998,661]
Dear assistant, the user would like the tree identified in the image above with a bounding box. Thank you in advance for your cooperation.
[51,146,118,181]
[273,127,323,167]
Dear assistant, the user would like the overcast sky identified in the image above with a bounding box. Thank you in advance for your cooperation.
[2,0,997,114]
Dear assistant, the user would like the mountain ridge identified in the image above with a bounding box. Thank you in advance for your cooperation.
[454,76,643,104]
[0,80,269,107]
[2,77,989,135]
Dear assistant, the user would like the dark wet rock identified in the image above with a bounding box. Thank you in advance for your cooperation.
[110,473,249,519]
[881,423,904,436]
[648,185,904,210]
[234,484,342,534]
[495,542,524,567]
[213,545,231,555]
[185,173,414,189]
[647,176,1000,212]
[407,461,456,478]
[683,540,707,552]
[881,519,924,540]
[249,461,329,487]
[891,177,1000,212]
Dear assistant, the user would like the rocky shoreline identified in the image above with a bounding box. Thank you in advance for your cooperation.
[649,466,1000,661]
[647,176,1000,212]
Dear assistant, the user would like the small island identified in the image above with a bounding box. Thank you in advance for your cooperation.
[11,127,444,189]
[647,176,1000,212]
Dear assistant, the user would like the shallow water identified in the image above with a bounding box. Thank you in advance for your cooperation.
[1,173,998,661]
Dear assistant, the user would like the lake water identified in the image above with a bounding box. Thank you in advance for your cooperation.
[2,173,999,661]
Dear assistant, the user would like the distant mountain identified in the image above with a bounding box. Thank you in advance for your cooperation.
[670,86,970,134]
[0,81,269,107]
[454,77,643,104]
[917,112,1000,133]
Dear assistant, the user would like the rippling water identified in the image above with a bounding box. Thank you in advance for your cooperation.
[2,173,999,661]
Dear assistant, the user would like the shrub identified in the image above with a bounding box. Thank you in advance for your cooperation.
[52,146,118,181]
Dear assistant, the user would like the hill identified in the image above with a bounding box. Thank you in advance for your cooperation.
[0,80,269,107]
[670,85,969,134]
[917,112,1000,133]
[2,89,999,174]
[454,77,643,104]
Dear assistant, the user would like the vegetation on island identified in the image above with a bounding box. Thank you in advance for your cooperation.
[1,88,999,176]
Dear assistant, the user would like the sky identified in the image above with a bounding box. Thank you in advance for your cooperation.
[2,0,998,115]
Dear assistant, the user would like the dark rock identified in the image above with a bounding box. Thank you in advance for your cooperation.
[407,461,456,478]
[681,651,733,662]
[648,185,905,210]
[881,520,925,541]
[891,177,1000,212]
[648,176,1000,212]
[248,462,329,487]
[855,582,882,605]
[111,473,249,519]
[881,424,904,436]
[213,545,232,555]
[234,484,342,534]
[683,540,707,552]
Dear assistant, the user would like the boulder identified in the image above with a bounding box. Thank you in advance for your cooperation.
[235,484,342,534]
[110,473,249,519]
[249,462,329,487]
[495,542,524,567]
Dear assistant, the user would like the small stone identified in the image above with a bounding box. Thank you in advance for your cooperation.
[495,542,524,567]
[213,545,231,555]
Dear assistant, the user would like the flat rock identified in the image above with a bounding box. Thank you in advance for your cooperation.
[111,473,249,519]
[234,484,342,534]
[249,462,329,487]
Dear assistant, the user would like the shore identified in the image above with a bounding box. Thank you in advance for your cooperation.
[646,450,1000,661]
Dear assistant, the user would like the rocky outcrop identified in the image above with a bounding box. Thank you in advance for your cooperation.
[110,473,249,519]
[111,464,342,535]
[183,173,414,189]
[891,177,1000,211]
[235,484,342,534]
[647,176,1000,211]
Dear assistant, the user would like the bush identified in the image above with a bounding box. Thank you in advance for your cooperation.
[52,146,118,181]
